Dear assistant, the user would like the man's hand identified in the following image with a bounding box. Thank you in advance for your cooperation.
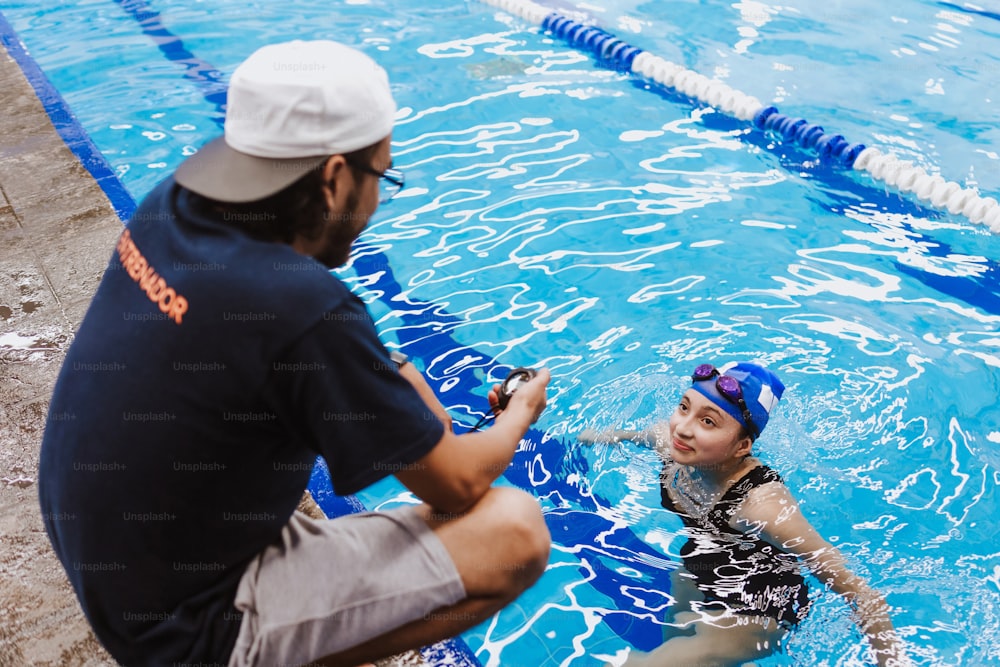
[396,368,550,514]
[491,368,549,426]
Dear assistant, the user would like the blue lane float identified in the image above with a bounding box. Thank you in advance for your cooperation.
[540,13,643,71]
[479,0,1000,232]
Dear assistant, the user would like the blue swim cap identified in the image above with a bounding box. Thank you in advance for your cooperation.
[690,362,785,439]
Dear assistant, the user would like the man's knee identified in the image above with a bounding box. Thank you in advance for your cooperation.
[498,488,550,581]
[474,487,550,592]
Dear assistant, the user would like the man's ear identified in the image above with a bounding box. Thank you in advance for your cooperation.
[321,155,349,210]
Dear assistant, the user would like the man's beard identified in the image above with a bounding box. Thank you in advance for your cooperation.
[314,189,363,269]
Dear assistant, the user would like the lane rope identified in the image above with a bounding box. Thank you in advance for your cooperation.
[478,0,1000,233]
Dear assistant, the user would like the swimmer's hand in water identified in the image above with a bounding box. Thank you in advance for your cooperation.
[577,428,642,445]
[577,428,614,445]
[577,426,668,449]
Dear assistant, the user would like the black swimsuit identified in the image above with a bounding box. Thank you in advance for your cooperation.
[660,463,811,627]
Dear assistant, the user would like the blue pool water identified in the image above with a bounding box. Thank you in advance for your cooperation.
[3,0,1000,664]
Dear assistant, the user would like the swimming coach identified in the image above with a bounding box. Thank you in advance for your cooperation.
[39,39,551,667]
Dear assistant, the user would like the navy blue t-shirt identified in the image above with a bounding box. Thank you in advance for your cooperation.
[38,177,444,666]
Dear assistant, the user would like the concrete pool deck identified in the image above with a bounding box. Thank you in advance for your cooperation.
[0,41,427,667]
[0,39,123,667]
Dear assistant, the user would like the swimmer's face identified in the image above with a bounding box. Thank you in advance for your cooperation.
[668,389,752,468]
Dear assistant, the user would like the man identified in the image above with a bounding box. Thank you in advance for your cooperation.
[39,39,551,667]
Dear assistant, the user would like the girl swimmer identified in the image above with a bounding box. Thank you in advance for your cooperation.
[580,362,909,666]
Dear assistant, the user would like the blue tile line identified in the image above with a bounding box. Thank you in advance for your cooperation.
[113,0,228,127]
[0,11,137,220]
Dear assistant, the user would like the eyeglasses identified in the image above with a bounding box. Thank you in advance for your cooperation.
[691,364,759,440]
[345,159,405,204]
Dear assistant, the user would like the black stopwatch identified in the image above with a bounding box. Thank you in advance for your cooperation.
[496,367,538,410]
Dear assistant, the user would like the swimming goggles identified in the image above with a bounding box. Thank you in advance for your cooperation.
[691,364,759,440]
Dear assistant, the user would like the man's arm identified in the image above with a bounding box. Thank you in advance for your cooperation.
[395,368,549,516]
[395,360,453,432]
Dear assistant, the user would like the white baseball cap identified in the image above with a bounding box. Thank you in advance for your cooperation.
[175,40,396,203]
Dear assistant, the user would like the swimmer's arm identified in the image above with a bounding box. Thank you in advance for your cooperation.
[737,485,910,667]
[577,422,669,448]
[577,428,647,445]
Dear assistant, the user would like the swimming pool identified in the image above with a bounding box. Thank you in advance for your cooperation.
[3,0,999,664]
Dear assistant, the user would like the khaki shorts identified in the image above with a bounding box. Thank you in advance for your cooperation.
[228,506,465,667]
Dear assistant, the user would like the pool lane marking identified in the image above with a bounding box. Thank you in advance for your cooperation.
[0,11,136,220]
[113,0,228,126]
